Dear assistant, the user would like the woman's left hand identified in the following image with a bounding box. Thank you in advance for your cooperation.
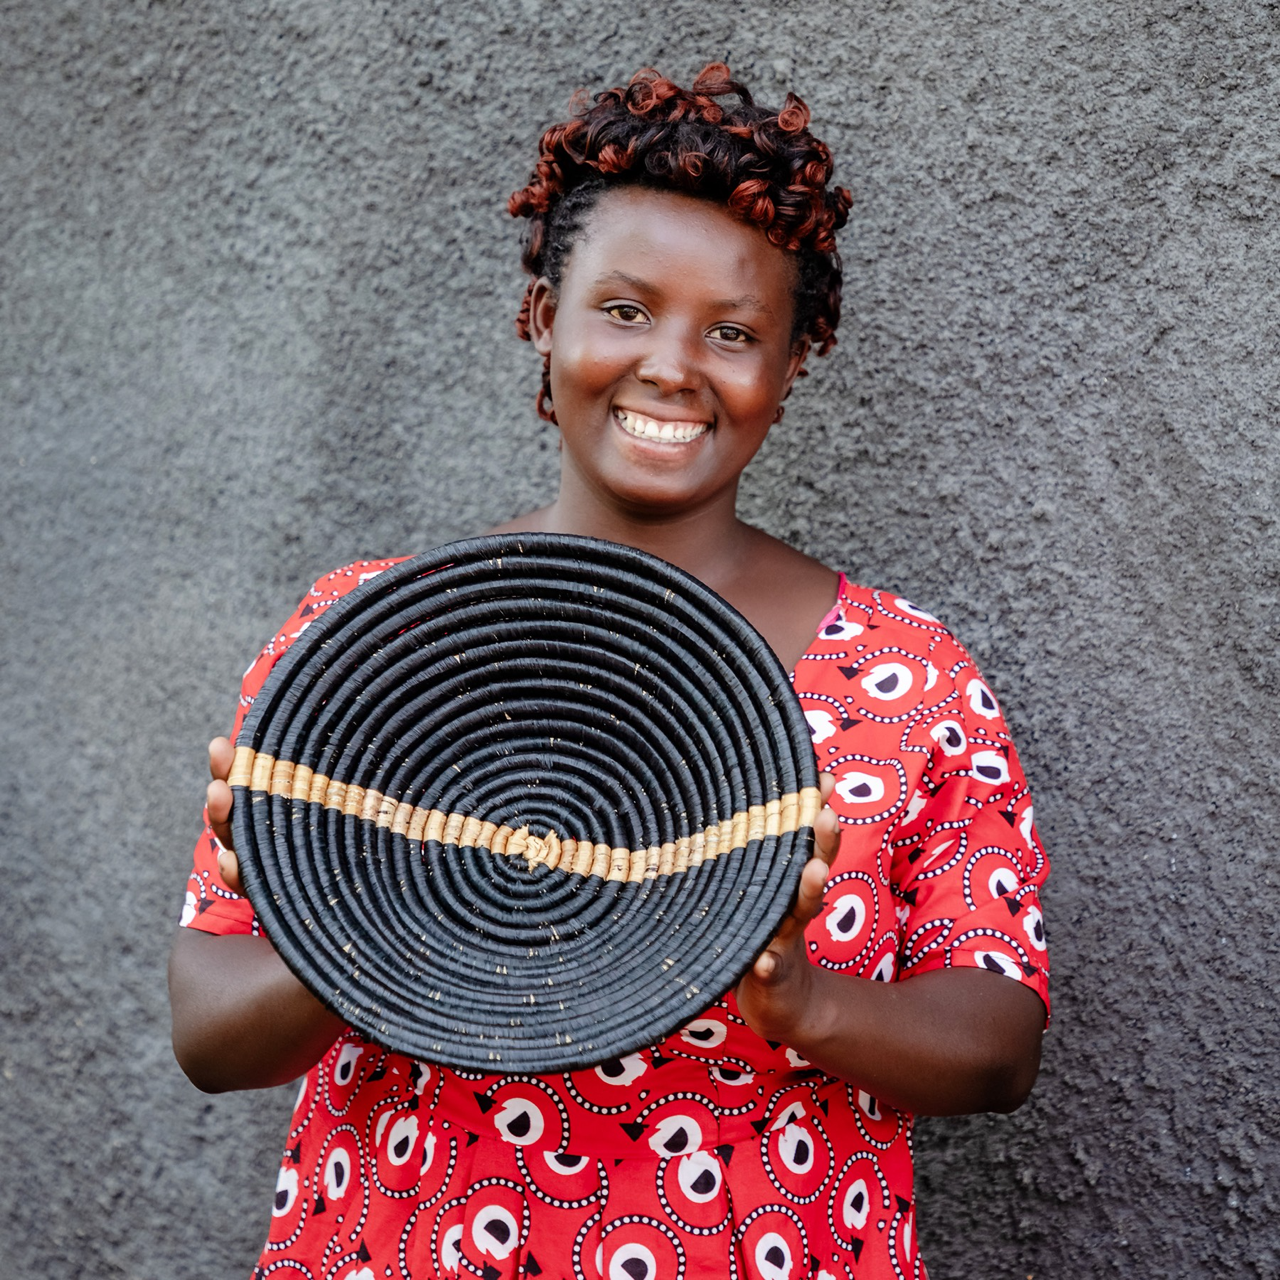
[735,773,840,1044]
[732,773,1046,1116]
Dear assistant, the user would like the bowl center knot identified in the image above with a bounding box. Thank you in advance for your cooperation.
[505,825,562,868]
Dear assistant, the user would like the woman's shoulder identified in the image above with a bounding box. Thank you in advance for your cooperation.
[297,556,412,605]
[237,556,412,702]
[806,575,979,673]
[281,556,413,627]
[798,577,1009,734]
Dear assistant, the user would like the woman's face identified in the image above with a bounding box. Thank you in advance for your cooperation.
[528,187,809,518]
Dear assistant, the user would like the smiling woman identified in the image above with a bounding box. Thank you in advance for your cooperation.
[169,64,1050,1280]
[524,189,807,527]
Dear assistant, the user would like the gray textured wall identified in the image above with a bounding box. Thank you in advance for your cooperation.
[3,1,1277,1275]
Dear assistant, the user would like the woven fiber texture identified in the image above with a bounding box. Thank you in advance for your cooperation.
[230,534,820,1072]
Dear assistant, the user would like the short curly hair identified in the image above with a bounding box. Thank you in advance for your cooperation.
[508,63,851,421]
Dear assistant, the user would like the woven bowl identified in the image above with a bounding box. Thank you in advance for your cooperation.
[230,534,819,1072]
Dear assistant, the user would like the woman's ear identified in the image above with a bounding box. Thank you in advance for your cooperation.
[528,277,557,356]
[781,336,812,399]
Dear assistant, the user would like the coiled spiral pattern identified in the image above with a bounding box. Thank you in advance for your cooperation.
[231,534,818,1072]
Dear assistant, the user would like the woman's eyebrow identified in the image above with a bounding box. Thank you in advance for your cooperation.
[592,270,657,293]
[711,294,773,314]
[592,271,773,314]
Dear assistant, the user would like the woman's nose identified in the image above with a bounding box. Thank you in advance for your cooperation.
[635,323,703,395]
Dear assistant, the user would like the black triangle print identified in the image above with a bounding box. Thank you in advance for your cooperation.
[620,1121,646,1141]
[466,1131,481,1146]
[851,1238,863,1260]
[357,1240,371,1262]
[998,810,1017,825]
[525,1253,542,1276]
[1005,897,1022,916]
[482,1265,500,1280]
[313,1194,326,1214]
[715,1143,735,1164]
[750,1118,769,1135]
[473,1093,495,1113]
[896,1195,911,1212]
[837,665,858,680]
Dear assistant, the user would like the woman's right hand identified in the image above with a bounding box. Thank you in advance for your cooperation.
[206,735,243,894]
[169,735,347,1092]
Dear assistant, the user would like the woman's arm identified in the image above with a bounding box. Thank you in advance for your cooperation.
[168,930,347,1092]
[168,737,346,1092]
[173,745,1044,1107]
[736,808,1046,1116]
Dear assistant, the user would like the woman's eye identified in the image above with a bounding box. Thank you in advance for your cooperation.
[709,324,750,343]
[605,304,646,323]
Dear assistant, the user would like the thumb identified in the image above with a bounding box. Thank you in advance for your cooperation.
[217,842,244,896]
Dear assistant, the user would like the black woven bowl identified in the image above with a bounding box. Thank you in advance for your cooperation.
[230,534,820,1072]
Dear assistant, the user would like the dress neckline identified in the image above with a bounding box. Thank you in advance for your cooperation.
[789,571,852,678]
[812,571,851,635]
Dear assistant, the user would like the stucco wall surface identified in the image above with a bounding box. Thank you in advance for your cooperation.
[2,1,1278,1276]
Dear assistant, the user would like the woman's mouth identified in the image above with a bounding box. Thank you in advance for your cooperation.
[614,408,710,443]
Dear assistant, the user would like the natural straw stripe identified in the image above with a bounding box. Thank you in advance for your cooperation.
[232,745,822,883]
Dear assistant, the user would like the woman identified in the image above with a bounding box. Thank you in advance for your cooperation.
[170,64,1049,1279]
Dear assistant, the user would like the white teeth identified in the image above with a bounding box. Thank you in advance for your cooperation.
[615,409,708,443]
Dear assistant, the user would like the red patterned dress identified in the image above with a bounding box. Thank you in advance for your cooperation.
[180,561,1050,1280]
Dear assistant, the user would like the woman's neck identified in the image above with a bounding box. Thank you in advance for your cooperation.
[493,477,754,599]
[490,478,841,673]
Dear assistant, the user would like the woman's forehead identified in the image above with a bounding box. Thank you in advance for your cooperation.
[564,186,799,302]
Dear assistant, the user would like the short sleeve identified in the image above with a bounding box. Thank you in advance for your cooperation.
[178,557,409,937]
[888,635,1050,1016]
